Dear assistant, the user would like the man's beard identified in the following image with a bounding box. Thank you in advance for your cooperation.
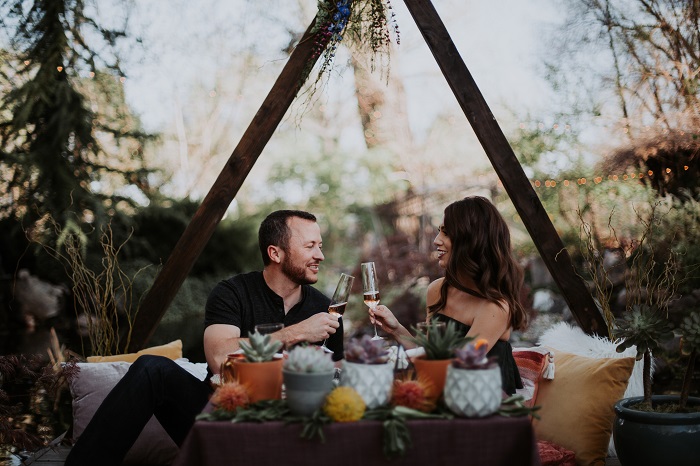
[281,256,316,285]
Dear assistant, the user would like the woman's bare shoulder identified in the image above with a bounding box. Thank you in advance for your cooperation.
[427,277,444,291]
[426,278,444,307]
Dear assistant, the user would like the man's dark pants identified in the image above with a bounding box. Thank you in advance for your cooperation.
[65,355,213,466]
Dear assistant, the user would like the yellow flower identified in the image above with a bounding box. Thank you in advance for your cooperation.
[323,386,366,422]
[211,381,250,412]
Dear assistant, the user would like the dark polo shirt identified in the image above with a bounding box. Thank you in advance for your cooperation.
[205,271,344,359]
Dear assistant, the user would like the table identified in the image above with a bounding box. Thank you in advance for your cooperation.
[173,415,541,466]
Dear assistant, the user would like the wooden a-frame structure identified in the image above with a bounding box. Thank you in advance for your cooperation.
[127,0,608,352]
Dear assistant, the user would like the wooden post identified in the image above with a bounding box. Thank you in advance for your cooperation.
[126,17,328,352]
[403,0,609,337]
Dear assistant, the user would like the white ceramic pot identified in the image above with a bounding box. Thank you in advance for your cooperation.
[340,361,394,409]
[444,365,502,417]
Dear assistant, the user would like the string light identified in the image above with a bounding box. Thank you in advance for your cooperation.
[527,167,692,189]
[57,66,63,72]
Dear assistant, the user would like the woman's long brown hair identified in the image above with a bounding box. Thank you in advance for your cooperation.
[427,196,527,331]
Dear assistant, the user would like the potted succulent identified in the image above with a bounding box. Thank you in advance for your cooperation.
[612,306,700,466]
[282,345,336,416]
[227,330,283,403]
[408,320,470,402]
[340,335,393,408]
[577,201,700,465]
[444,339,502,417]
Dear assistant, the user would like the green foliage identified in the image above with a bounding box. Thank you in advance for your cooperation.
[307,0,398,94]
[239,331,282,363]
[680,312,700,354]
[615,305,674,360]
[145,273,212,361]
[0,0,153,228]
[127,199,260,278]
[408,320,470,360]
[283,345,334,373]
[498,395,541,419]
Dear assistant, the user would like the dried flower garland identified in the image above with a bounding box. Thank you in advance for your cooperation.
[307,0,400,88]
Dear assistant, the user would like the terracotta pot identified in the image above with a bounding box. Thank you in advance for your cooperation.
[411,357,452,402]
[231,358,284,402]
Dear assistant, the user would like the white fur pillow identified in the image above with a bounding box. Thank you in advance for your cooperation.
[69,358,208,465]
[537,322,648,457]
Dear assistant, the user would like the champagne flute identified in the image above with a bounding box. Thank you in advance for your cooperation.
[322,273,355,352]
[361,262,382,340]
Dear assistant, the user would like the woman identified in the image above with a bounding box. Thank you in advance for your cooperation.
[371,196,527,395]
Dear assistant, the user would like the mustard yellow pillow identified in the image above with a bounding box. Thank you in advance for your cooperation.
[532,350,634,466]
[86,340,183,363]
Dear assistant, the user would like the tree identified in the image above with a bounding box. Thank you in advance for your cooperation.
[548,0,700,133]
[544,0,700,200]
[0,0,153,228]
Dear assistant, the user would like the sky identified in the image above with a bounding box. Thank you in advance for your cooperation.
[123,0,560,137]
[111,0,577,206]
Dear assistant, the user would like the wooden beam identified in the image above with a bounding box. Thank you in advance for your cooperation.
[403,0,609,337]
[126,17,327,352]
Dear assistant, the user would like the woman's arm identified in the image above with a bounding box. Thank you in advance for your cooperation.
[465,301,511,351]
[370,305,417,348]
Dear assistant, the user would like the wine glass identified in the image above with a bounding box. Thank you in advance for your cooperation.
[361,262,382,340]
[322,273,355,352]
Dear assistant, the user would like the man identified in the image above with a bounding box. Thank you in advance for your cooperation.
[66,210,343,466]
[204,209,343,371]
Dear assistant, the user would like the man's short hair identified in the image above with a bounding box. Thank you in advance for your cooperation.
[258,210,317,265]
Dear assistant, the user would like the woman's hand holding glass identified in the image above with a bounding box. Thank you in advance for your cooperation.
[369,304,400,333]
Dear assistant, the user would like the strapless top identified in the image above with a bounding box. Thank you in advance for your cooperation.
[432,313,523,395]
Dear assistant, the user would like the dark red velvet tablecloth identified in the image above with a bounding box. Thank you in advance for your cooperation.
[173,415,541,466]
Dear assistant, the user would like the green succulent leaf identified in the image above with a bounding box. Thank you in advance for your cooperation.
[408,320,471,360]
[240,331,283,362]
[614,304,674,359]
[680,311,700,353]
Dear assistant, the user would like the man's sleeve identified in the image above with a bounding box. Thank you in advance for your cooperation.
[204,280,243,329]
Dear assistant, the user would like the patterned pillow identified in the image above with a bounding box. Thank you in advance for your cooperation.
[513,347,552,407]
